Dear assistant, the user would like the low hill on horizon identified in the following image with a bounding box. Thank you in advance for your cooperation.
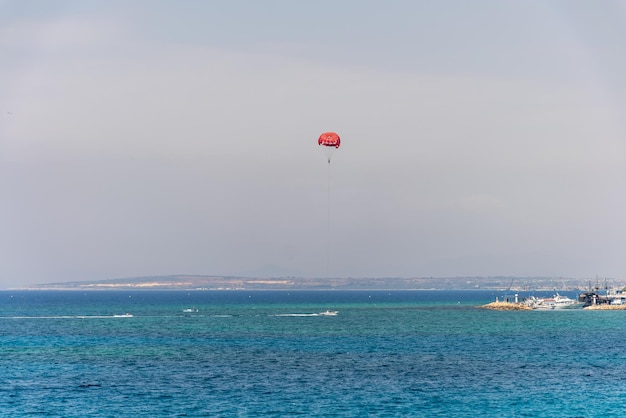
[24,274,619,291]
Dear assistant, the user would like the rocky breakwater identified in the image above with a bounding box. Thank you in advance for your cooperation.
[583,304,626,310]
[480,301,532,311]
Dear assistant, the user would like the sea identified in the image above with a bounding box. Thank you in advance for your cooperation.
[2,289,626,417]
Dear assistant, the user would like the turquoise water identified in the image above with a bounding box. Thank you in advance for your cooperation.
[1,290,626,416]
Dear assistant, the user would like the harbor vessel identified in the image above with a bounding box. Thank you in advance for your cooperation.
[523,294,579,310]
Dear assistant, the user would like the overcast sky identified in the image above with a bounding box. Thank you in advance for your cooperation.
[1,1,625,288]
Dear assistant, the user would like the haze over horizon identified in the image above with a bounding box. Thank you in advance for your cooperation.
[1,1,625,288]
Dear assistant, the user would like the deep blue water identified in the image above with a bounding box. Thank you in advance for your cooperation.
[1,290,626,417]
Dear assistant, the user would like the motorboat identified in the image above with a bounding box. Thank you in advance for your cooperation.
[319,310,338,316]
[523,294,580,310]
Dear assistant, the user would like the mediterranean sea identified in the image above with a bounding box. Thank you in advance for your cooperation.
[1,290,625,417]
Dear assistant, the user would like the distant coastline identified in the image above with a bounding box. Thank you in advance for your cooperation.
[18,275,620,291]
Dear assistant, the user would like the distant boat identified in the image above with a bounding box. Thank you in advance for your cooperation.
[579,288,626,307]
[319,310,338,316]
[523,294,580,310]
[113,313,133,317]
[182,308,199,313]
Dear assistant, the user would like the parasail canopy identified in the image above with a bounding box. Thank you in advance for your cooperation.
[318,132,340,148]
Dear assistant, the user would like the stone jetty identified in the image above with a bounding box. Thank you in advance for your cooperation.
[480,301,532,311]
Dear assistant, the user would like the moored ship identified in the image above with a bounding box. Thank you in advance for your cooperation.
[523,294,580,310]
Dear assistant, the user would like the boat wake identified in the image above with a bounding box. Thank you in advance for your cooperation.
[271,311,338,317]
[4,314,133,319]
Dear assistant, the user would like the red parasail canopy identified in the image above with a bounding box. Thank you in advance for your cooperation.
[318,132,340,148]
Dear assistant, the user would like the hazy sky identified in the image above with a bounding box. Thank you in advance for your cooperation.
[1,1,625,288]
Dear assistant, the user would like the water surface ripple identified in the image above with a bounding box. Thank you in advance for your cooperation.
[1,290,624,416]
